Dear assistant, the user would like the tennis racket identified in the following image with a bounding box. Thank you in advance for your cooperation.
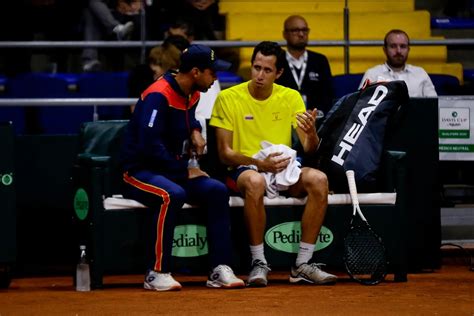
[344,170,387,285]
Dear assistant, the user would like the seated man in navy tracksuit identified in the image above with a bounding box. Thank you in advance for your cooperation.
[119,44,244,292]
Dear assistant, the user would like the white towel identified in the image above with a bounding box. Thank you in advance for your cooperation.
[252,141,301,198]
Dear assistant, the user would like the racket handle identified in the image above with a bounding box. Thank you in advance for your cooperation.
[345,170,359,205]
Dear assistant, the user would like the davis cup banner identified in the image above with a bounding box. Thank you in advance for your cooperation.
[439,97,474,161]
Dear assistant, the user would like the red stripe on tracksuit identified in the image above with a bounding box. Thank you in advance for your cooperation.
[123,172,170,271]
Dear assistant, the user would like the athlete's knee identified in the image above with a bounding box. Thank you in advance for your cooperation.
[239,172,266,198]
[303,168,329,195]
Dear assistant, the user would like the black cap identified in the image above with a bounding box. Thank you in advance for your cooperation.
[180,44,231,71]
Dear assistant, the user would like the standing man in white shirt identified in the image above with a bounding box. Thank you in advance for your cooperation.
[359,29,437,97]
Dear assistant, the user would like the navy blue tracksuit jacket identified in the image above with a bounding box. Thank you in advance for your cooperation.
[120,72,233,272]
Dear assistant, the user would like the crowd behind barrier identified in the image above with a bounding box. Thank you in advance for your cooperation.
[1,0,473,76]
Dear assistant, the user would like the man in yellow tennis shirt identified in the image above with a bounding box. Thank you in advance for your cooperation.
[210,41,337,287]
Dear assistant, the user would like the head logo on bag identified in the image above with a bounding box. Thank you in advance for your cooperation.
[331,85,389,166]
[314,81,408,192]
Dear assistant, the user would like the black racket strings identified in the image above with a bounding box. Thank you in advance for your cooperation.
[345,224,387,279]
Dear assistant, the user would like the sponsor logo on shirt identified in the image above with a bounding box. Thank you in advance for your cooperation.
[308,71,320,81]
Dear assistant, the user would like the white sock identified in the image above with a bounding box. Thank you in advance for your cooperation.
[249,244,266,264]
[295,241,315,267]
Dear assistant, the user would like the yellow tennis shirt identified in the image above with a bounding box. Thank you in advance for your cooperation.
[210,81,306,157]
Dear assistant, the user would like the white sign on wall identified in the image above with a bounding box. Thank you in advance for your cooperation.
[439,97,474,161]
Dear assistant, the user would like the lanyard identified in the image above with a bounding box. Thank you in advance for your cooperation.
[287,51,307,90]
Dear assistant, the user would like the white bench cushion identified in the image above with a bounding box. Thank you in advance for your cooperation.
[103,193,396,210]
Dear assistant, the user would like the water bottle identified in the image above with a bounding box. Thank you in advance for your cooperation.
[76,245,91,292]
[188,151,200,168]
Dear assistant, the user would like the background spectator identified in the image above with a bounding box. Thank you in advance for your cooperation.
[162,34,193,52]
[128,43,182,100]
[161,0,224,40]
[81,0,140,72]
[359,29,437,97]
[127,35,190,117]
[276,15,334,115]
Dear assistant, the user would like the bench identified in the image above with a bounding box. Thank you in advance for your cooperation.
[72,120,408,289]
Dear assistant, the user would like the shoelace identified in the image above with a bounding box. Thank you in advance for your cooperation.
[253,261,271,272]
[302,263,326,273]
[299,262,326,274]
[215,264,232,273]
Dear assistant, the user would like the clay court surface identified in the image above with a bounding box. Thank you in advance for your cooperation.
[1,259,473,315]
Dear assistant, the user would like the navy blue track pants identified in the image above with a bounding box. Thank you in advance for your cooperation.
[122,171,233,272]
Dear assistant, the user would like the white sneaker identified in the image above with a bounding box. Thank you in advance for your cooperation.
[247,259,271,287]
[144,270,182,291]
[206,265,245,289]
[113,21,134,40]
[289,263,337,285]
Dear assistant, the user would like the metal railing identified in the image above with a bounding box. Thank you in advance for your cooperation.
[0,98,137,122]
[1,38,473,49]
[1,38,473,77]
[1,38,473,78]
[0,98,135,106]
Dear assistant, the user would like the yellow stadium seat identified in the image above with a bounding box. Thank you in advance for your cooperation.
[220,0,414,14]
[224,6,463,83]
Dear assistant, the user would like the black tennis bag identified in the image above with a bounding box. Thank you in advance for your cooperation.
[313,80,409,192]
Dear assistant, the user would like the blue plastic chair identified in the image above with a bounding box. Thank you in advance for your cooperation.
[463,69,474,82]
[9,73,94,134]
[77,72,130,120]
[216,71,243,89]
[428,74,461,95]
[332,73,364,99]
[0,75,26,135]
[431,17,474,29]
